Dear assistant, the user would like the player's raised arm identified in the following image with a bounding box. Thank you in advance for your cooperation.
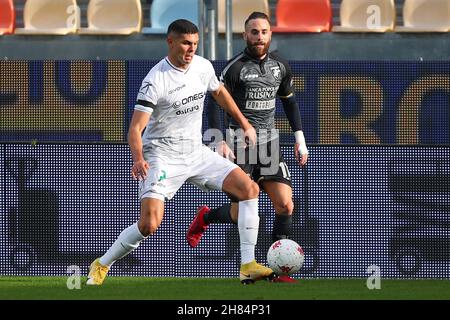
[277,56,309,167]
[279,93,309,167]
[211,84,257,146]
[127,109,151,180]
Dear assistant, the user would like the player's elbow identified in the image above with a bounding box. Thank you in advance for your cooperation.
[127,127,140,144]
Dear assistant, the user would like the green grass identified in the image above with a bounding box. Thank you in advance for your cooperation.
[1,277,450,300]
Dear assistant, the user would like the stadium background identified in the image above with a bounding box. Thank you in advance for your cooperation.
[1,0,449,280]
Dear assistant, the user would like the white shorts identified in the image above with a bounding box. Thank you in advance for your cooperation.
[139,145,238,201]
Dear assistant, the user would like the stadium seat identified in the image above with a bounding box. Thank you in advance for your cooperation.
[142,0,199,34]
[332,0,395,32]
[271,0,332,33]
[218,0,270,33]
[79,0,142,35]
[396,0,450,32]
[0,0,15,35]
[15,0,79,35]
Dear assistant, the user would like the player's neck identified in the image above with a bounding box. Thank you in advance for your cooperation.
[167,55,190,71]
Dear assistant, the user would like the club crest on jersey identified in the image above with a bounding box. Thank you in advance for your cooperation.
[199,73,209,85]
[270,66,281,80]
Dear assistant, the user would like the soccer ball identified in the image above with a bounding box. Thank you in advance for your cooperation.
[267,239,305,275]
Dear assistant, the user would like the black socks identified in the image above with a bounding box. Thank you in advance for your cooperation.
[272,214,292,242]
[204,203,234,224]
[205,204,293,243]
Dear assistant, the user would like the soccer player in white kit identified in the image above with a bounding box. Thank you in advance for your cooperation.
[87,19,274,285]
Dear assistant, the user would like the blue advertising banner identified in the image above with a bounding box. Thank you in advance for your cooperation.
[1,144,449,279]
[1,61,449,144]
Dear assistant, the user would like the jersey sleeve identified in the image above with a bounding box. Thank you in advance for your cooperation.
[277,59,295,98]
[220,62,240,93]
[135,72,159,114]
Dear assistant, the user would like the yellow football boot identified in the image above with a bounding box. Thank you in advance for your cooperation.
[239,260,275,284]
[86,258,110,285]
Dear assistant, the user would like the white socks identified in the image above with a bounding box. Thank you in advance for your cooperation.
[99,222,146,267]
[238,199,259,265]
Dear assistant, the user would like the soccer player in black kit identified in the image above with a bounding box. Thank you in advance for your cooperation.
[186,12,309,282]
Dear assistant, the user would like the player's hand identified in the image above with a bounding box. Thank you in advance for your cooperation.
[294,143,309,167]
[244,126,257,147]
[131,160,150,180]
[216,141,236,161]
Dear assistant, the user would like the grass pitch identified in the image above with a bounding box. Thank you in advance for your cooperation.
[1,276,450,300]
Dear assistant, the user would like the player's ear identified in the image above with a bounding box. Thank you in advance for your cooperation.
[242,31,247,41]
[167,36,173,48]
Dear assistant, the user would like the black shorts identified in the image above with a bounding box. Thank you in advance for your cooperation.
[228,140,292,202]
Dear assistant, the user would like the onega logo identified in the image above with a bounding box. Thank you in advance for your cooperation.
[176,105,200,115]
[171,92,206,110]
[168,84,186,95]
[181,92,205,105]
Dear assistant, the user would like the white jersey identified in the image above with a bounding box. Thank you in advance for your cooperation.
[135,55,220,159]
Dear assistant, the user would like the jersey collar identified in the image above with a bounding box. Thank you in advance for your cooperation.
[165,56,192,73]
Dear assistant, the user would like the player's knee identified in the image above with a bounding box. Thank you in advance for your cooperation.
[138,219,159,237]
[239,180,259,200]
[275,199,294,215]
[249,181,260,198]
[139,223,158,237]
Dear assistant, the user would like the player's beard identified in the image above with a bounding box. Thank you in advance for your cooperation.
[246,39,271,59]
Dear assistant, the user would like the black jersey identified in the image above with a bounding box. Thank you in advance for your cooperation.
[217,49,295,144]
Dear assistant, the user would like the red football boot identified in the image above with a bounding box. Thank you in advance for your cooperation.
[272,275,298,283]
[186,206,210,248]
